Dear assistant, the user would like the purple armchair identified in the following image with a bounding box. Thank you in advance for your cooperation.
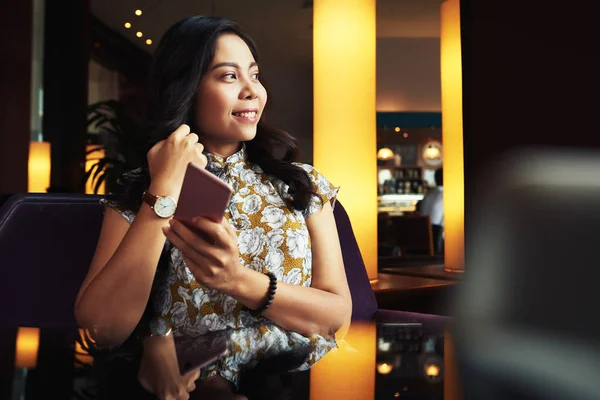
[332,199,450,332]
[0,192,448,331]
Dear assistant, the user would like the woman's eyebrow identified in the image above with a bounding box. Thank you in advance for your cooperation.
[210,61,258,71]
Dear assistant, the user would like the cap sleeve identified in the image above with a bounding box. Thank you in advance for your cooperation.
[294,163,340,219]
[99,197,136,224]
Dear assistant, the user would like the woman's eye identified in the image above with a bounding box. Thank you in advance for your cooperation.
[223,73,237,80]
[252,72,260,80]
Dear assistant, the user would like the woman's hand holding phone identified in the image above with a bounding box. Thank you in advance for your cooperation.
[147,124,208,199]
[163,216,244,294]
[138,333,200,400]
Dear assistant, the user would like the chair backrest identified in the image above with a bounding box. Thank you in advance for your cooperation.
[389,215,434,255]
[0,193,104,329]
[333,201,378,321]
[377,212,391,244]
[0,194,378,329]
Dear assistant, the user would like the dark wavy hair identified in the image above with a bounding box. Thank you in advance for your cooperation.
[109,15,314,214]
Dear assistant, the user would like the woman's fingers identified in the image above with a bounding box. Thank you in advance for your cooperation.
[158,382,191,400]
[170,124,191,141]
[169,219,217,249]
[163,223,207,265]
[163,223,214,283]
[221,217,237,236]
[183,368,201,391]
[190,217,233,247]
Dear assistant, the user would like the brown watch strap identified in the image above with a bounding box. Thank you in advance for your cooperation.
[142,191,158,208]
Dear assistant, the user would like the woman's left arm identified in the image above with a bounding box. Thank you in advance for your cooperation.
[164,200,352,338]
[231,200,353,338]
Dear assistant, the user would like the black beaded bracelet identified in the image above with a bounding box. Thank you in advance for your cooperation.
[246,271,277,317]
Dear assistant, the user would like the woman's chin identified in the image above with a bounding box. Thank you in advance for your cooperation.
[235,128,258,142]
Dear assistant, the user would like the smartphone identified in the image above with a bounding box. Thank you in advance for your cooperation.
[177,338,229,375]
[174,162,234,224]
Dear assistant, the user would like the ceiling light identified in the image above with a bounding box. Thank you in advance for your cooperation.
[145,39,152,45]
[136,31,143,38]
[377,362,393,375]
[135,9,142,16]
[425,363,440,377]
[377,147,394,161]
[124,22,131,28]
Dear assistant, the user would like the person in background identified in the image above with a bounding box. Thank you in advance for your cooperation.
[420,167,444,254]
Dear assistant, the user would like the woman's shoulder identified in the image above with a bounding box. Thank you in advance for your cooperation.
[291,162,314,171]
[290,163,340,218]
[291,162,325,180]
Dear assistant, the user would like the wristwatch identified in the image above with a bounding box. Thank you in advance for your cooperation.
[142,191,177,218]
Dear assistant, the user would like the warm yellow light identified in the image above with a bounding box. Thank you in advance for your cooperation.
[28,141,51,193]
[377,362,393,374]
[136,31,143,38]
[394,127,401,132]
[441,0,464,272]
[313,0,377,280]
[134,9,142,16]
[426,363,440,377]
[124,22,131,28]
[86,145,106,195]
[310,323,376,400]
[424,146,441,160]
[444,328,463,399]
[146,39,152,45]
[74,329,95,367]
[15,327,40,369]
[377,147,394,160]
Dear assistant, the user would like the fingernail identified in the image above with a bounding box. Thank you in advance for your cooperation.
[162,226,170,234]
[192,217,198,223]
[169,219,175,226]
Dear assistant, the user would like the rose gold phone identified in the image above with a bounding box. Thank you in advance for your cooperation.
[177,338,230,375]
[174,162,233,224]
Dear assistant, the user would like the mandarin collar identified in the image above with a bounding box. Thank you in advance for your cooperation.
[205,144,247,171]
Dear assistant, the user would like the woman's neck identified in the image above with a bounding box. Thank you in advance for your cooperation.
[202,141,242,159]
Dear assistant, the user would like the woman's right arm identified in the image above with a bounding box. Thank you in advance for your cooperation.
[74,124,207,347]
[74,182,177,348]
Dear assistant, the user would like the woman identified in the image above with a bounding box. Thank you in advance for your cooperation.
[74,15,352,400]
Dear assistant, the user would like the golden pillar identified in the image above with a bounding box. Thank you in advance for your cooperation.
[313,0,378,280]
[441,0,465,272]
[28,141,51,193]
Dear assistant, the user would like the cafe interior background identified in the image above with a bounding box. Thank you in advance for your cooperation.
[26,0,454,272]
[5,0,600,398]
[0,0,468,398]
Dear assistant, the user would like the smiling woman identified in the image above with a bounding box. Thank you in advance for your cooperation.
[74,15,352,400]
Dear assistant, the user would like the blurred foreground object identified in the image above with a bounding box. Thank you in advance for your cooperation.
[455,148,600,400]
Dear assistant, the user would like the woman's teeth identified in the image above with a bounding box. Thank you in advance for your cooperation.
[233,111,256,118]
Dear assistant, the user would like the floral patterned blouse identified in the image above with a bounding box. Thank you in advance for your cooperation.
[101,144,340,388]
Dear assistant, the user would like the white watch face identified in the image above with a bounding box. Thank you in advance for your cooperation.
[154,196,176,218]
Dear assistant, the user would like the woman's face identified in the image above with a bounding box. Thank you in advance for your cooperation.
[194,33,267,149]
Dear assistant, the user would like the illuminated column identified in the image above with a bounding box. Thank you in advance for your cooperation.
[15,327,40,369]
[28,141,51,193]
[313,0,378,280]
[310,323,376,399]
[441,0,465,272]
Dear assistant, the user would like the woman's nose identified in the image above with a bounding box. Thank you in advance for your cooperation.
[240,82,258,100]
